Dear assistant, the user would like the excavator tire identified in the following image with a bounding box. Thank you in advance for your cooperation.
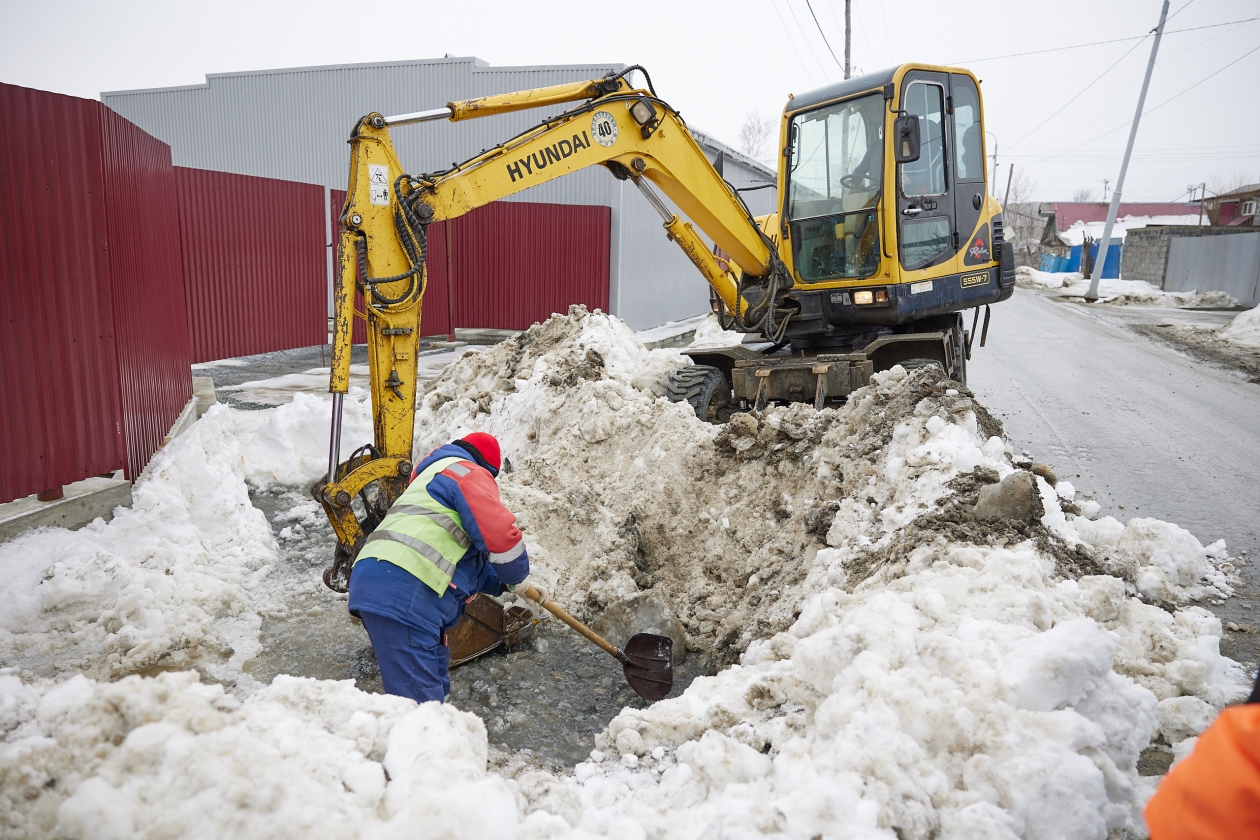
[667,365,731,424]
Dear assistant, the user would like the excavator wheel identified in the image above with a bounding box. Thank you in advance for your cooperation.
[667,365,732,424]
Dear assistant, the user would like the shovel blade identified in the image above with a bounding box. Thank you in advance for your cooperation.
[622,633,673,702]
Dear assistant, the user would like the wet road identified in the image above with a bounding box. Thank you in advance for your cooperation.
[968,288,1260,663]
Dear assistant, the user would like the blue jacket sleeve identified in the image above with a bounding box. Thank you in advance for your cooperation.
[427,471,530,586]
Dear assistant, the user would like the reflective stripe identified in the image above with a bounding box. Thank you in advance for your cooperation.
[364,529,457,577]
[488,540,526,565]
[386,505,471,549]
[444,462,471,477]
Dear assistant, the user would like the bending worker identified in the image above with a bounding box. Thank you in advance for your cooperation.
[348,432,529,703]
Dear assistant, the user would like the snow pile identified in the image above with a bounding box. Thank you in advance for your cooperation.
[1219,305,1260,348]
[0,306,1247,838]
[0,671,515,840]
[230,390,374,489]
[1014,266,1239,307]
[0,407,278,686]
[689,312,745,348]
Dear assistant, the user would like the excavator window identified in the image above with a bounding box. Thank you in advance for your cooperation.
[900,82,947,197]
[952,76,984,182]
[786,93,884,283]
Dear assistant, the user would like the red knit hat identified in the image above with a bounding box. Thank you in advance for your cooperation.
[460,432,501,471]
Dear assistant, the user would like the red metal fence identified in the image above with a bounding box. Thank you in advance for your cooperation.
[330,190,609,341]
[178,168,326,362]
[1,83,194,503]
[102,110,194,478]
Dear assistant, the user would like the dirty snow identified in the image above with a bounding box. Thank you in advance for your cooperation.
[1219,305,1260,348]
[0,306,1250,839]
[1015,266,1239,308]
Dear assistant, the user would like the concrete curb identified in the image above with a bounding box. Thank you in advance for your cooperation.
[0,476,133,543]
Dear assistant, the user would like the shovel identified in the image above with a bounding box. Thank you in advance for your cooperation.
[517,584,674,702]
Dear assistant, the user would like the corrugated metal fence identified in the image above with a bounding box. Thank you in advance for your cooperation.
[1165,232,1260,306]
[0,83,191,502]
[177,168,326,362]
[331,190,609,340]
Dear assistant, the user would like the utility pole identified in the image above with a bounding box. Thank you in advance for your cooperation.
[1102,178,1110,201]
[1085,0,1170,300]
[1003,163,1015,208]
[844,0,852,80]
[990,137,998,196]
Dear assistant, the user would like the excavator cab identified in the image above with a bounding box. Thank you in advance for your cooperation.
[767,64,1014,353]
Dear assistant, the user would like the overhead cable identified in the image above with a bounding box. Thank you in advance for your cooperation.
[783,0,831,77]
[953,16,1259,64]
[1026,42,1260,167]
[1004,37,1150,151]
[804,0,845,71]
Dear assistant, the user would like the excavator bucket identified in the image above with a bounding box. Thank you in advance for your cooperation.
[447,594,537,667]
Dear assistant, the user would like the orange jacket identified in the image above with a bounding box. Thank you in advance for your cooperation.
[1146,704,1260,840]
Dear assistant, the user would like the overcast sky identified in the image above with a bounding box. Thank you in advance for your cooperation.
[4,0,1258,202]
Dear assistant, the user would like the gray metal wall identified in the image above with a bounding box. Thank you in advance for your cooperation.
[102,56,778,330]
[1165,232,1260,305]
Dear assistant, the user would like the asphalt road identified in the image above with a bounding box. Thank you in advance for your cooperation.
[968,288,1260,663]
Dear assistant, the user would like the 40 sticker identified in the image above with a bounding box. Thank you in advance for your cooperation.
[591,111,618,147]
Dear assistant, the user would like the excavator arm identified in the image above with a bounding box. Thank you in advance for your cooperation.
[315,70,791,590]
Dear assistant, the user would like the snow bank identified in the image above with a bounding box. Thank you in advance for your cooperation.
[689,312,745,348]
[0,306,1248,838]
[230,390,375,489]
[0,406,278,686]
[1220,305,1260,348]
[1014,266,1239,307]
[0,671,514,840]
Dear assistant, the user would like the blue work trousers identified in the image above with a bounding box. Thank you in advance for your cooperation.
[359,611,452,703]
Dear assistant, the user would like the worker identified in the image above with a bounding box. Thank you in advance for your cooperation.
[1144,670,1260,838]
[347,432,530,703]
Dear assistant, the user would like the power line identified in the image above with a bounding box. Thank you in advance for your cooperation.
[1005,36,1150,151]
[1163,0,1199,27]
[769,0,819,85]
[1026,42,1260,167]
[952,16,1259,64]
[1142,42,1260,115]
[804,0,845,71]
[1022,18,1250,163]
[783,0,830,77]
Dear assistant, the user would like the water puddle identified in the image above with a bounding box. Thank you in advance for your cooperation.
[246,486,705,768]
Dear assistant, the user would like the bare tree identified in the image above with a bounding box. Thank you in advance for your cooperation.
[1003,169,1043,267]
[738,111,774,163]
[1208,170,1251,197]
[1072,188,1094,202]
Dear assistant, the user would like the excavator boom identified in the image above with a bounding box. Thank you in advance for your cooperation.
[315,63,1011,591]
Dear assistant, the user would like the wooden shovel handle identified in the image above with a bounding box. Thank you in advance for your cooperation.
[518,584,625,662]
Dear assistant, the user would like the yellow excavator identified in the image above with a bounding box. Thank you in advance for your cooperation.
[314,63,1012,593]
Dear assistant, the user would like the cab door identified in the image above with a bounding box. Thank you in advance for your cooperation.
[896,70,955,272]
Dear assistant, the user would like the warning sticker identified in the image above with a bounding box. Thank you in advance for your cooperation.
[910,280,933,295]
[591,111,618,147]
[369,164,390,205]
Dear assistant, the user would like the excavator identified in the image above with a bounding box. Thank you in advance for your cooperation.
[314,64,1013,651]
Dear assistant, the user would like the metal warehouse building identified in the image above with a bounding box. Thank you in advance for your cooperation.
[102,55,776,330]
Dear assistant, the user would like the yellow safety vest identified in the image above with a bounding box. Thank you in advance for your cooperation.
[356,456,474,595]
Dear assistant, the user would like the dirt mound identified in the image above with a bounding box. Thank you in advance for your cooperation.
[411,307,1170,670]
